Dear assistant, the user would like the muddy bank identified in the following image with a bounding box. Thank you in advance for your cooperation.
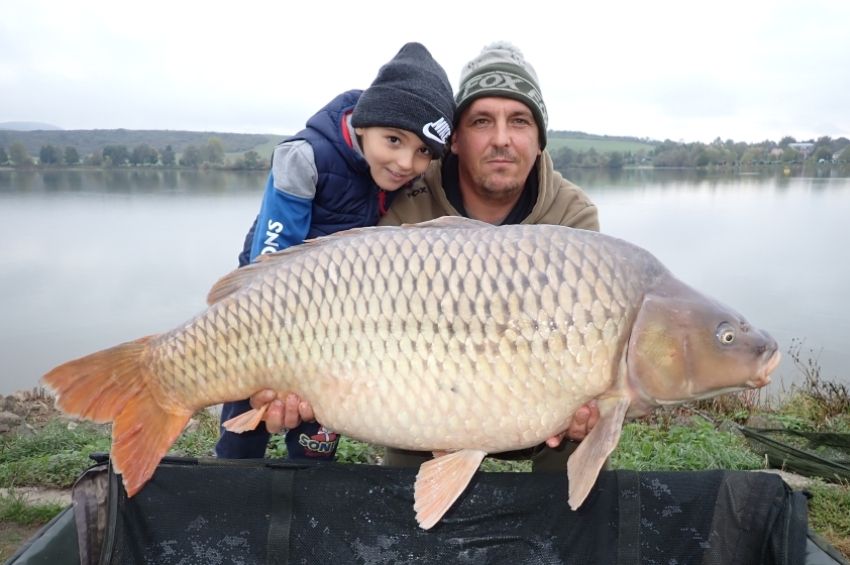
[0,389,65,436]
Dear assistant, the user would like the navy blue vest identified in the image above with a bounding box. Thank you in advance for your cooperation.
[236,90,396,266]
[292,89,394,238]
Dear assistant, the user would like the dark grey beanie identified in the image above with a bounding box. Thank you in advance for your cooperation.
[455,42,548,149]
[351,42,455,156]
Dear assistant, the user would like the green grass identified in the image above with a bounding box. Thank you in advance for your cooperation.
[0,492,64,526]
[807,481,850,558]
[776,387,850,432]
[225,136,284,164]
[0,420,110,489]
[170,409,220,457]
[0,492,67,562]
[330,437,382,464]
[610,418,763,471]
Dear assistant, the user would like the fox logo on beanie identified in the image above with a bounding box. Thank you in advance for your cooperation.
[456,41,548,149]
[351,43,455,156]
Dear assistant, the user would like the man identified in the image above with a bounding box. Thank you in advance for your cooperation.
[381,41,597,230]
[242,42,601,470]
[377,41,599,469]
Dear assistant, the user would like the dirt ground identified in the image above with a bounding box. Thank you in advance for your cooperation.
[0,388,63,432]
[1,389,72,561]
[1,522,41,561]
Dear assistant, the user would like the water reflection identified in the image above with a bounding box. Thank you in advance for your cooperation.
[562,166,850,191]
[0,168,848,396]
[0,169,267,195]
[562,168,850,199]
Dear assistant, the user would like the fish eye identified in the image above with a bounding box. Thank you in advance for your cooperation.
[716,322,736,345]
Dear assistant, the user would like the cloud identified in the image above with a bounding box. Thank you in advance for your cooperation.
[1,0,848,143]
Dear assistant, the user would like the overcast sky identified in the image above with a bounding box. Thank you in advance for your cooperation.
[2,0,848,144]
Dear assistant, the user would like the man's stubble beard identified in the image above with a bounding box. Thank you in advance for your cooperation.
[472,173,524,206]
[470,147,527,205]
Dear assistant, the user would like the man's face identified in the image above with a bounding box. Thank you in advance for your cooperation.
[451,97,541,205]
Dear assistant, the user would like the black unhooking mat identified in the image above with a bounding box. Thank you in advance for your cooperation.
[64,456,809,565]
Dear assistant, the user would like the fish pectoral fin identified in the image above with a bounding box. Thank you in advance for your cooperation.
[222,404,269,433]
[414,449,487,530]
[567,396,630,510]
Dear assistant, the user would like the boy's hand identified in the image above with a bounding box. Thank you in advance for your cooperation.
[249,389,315,433]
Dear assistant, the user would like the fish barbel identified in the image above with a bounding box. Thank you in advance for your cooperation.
[43,217,780,529]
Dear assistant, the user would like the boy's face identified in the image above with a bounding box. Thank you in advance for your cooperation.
[355,127,434,191]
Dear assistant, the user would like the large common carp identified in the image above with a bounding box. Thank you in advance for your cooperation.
[43,217,779,529]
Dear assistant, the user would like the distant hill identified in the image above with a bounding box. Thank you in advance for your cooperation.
[549,130,655,142]
[547,130,657,154]
[0,127,660,160]
[0,121,62,131]
[0,129,283,157]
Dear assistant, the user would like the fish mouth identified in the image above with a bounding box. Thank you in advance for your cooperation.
[747,349,781,389]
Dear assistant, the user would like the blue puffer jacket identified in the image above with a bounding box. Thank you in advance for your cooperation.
[301,89,386,237]
[237,90,395,266]
[220,90,395,460]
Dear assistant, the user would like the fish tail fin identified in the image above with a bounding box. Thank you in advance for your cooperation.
[42,336,193,497]
[111,384,192,496]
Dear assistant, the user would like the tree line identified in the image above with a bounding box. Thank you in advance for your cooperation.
[3,132,849,172]
[551,135,850,170]
[0,136,268,170]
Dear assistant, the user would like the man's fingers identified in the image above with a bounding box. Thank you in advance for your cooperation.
[545,433,566,448]
[246,391,316,432]
[563,401,601,442]
[283,394,301,429]
[573,405,590,425]
[249,389,276,410]
[298,401,315,422]
[264,399,285,434]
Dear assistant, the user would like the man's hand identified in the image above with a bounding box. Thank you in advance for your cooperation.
[249,389,315,434]
[544,401,600,448]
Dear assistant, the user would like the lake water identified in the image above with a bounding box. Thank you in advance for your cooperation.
[1,168,848,397]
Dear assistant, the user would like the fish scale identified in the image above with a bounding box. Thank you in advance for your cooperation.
[44,218,779,526]
[149,223,648,452]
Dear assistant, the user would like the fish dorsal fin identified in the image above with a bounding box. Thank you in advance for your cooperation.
[206,225,400,305]
[402,216,491,230]
[206,261,276,306]
[414,448,487,529]
[567,396,631,510]
[207,219,488,305]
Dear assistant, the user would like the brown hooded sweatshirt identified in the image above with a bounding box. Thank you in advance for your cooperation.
[379,151,599,231]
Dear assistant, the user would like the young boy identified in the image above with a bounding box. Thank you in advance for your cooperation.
[216,42,455,462]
